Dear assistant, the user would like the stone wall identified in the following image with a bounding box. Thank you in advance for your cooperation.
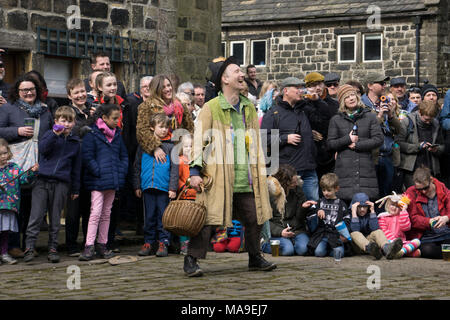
[222,15,449,93]
[0,0,221,92]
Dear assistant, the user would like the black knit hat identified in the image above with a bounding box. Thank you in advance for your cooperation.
[421,83,438,98]
[214,56,239,93]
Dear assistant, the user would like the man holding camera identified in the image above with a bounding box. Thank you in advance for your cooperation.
[361,73,403,198]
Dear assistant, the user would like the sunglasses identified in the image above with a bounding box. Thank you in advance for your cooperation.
[326,82,339,88]
[416,184,431,191]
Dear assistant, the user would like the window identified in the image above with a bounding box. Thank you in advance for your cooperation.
[221,42,226,57]
[44,58,72,98]
[230,41,245,66]
[251,40,266,66]
[363,34,382,62]
[338,35,356,63]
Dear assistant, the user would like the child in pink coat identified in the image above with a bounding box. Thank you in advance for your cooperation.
[377,196,421,258]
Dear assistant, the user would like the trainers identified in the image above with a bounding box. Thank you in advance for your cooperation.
[156,242,168,257]
[79,245,95,261]
[365,241,382,260]
[1,253,18,265]
[138,243,152,256]
[23,248,35,263]
[183,255,203,277]
[384,238,404,260]
[96,244,115,259]
[8,247,24,259]
[180,240,189,255]
[47,249,60,263]
[248,254,277,271]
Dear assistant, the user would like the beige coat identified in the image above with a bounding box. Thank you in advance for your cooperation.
[191,93,272,227]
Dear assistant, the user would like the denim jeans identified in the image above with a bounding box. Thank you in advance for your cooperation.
[376,155,394,198]
[143,188,170,245]
[297,169,319,201]
[262,233,310,256]
[314,236,345,257]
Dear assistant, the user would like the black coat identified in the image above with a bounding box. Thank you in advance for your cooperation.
[261,96,317,172]
[124,92,143,164]
[327,107,384,202]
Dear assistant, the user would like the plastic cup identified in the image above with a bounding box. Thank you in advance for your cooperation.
[270,240,280,257]
[442,244,450,261]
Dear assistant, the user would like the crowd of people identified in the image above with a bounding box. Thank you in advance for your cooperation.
[0,51,449,277]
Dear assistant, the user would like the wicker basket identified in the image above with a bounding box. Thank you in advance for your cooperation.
[162,186,206,237]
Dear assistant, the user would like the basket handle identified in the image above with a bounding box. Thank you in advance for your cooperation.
[175,178,207,200]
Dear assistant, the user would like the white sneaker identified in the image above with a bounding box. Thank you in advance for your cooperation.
[1,254,18,265]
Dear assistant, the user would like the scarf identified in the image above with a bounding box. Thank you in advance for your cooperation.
[163,100,184,128]
[16,99,48,118]
[259,88,275,113]
[96,118,116,143]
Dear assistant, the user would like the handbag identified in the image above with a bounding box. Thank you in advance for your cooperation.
[9,118,40,172]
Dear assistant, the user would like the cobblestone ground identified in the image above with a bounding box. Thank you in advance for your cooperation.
[0,229,449,300]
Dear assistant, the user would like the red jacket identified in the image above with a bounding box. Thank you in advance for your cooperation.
[178,155,197,200]
[405,178,450,240]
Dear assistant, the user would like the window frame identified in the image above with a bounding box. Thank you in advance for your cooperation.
[362,33,383,63]
[230,40,246,66]
[251,39,267,67]
[337,34,357,63]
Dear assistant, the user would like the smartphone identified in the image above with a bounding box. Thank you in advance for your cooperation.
[429,144,439,148]
[24,118,35,127]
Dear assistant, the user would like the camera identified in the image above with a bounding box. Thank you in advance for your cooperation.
[379,95,391,104]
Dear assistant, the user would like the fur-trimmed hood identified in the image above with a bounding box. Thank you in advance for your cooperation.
[267,175,303,219]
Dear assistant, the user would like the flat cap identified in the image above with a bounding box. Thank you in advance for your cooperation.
[324,72,341,84]
[280,77,304,92]
[390,77,406,86]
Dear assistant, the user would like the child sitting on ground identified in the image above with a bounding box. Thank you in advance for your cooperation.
[349,192,403,260]
[307,173,350,258]
[377,193,421,258]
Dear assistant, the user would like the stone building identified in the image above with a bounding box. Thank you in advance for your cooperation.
[222,0,450,96]
[0,0,221,99]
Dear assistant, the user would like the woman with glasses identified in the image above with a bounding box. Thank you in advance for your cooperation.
[404,167,450,259]
[0,74,53,258]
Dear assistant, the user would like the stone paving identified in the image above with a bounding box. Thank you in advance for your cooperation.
[1,228,449,301]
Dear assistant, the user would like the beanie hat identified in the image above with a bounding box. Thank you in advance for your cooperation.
[337,84,357,105]
[421,84,438,98]
[304,72,324,86]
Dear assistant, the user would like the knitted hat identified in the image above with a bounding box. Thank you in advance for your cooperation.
[337,84,357,105]
[421,83,438,98]
[304,72,324,86]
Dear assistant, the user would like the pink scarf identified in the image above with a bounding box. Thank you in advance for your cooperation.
[96,118,116,143]
[163,100,184,127]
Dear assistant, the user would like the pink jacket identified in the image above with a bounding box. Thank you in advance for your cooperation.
[377,211,411,242]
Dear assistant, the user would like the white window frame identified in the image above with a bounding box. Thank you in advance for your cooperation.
[337,35,356,63]
[230,40,246,66]
[362,33,383,62]
[221,41,227,57]
[251,39,267,67]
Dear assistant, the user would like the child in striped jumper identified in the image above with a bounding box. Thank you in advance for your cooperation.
[378,196,421,258]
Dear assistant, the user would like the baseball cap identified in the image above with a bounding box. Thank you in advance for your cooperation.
[366,72,390,84]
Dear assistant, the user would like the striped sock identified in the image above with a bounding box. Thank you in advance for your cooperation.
[401,239,421,255]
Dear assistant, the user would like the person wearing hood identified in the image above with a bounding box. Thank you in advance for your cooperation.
[327,85,384,203]
[349,192,403,260]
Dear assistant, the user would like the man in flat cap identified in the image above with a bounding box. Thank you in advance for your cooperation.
[390,77,415,113]
[185,56,276,277]
[324,72,340,100]
[261,76,319,201]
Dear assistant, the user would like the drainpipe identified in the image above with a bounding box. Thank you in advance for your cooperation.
[413,16,422,87]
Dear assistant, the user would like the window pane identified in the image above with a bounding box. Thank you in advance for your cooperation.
[232,43,244,65]
[364,35,381,61]
[44,58,71,97]
[221,42,226,57]
[252,41,266,66]
[340,37,355,61]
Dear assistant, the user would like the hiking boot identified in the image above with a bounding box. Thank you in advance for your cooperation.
[183,255,203,277]
[8,247,24,259]
[365,241,382,260]
[1,254,17,265]
[79,245,95,261]
[156,242,168,257]
[180,240,189,255]
[97,244,115,259]
[384,238,403,260]
[138,243,152,256]
[23,248,35,263]
[248,254,277,271]
[47,249,60,263]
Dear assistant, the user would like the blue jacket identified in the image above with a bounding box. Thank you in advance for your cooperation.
[38,130,82,193]
[440,89,450,131]
[81,125,128,191]
[349,192,380,236]
[132,137,179,192]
